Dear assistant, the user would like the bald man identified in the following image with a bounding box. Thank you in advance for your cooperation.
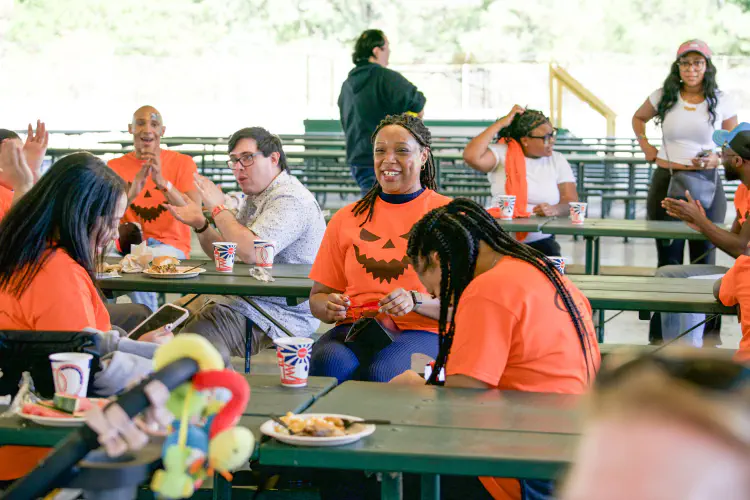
[108,106,201,311]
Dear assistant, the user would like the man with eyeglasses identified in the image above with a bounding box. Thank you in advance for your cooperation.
[108,105,201,311]
[655,123,750,348]
[166,127,326,365]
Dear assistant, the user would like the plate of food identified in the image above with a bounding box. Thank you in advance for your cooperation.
[260,413,377,447]
[143,257,206,279]
[17,395,109,427]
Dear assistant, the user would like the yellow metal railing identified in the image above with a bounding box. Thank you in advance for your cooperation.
[549,62,617,138]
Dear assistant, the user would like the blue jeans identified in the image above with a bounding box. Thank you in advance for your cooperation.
[350,165,376,196]
[128,238,186,312]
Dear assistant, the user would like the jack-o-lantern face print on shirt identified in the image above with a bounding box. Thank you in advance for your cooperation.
[353,228,412,283]
[130,188,167,223]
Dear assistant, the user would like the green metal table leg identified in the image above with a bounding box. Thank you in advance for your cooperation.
[597,310,605,342]
[382,472,403,500]
[585,237,594,275]
[421,474,440,500]
[212,472,232,500]
[593,237,601,275]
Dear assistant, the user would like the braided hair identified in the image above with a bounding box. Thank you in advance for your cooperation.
[407,198,596,386]
[351,113,438,226]
[496,109,549,143]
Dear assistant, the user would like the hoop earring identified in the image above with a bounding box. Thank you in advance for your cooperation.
[421,163,426,171]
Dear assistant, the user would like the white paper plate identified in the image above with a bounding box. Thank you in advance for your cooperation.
[17,412,86,427]
[260,413,376,447]
[143,267,207,279]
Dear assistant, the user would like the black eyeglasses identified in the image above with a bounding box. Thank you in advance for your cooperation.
[596,354,750,393]
[678,59,706,70]
[226,152,262,170]
[527,128,558,145]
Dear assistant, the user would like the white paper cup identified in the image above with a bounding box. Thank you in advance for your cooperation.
[49,353,93,397]
[547,256,568,274]
[213,242,238,272]
[273,337,313,387]
[569,202,588,225]
[493,195,516,220]
[254,240,276,269]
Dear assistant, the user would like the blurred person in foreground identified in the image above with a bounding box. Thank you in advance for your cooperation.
[562,349,750,500]
[339,29,427,195]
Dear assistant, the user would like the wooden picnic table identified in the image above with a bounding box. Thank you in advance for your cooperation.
[260,381,582,500]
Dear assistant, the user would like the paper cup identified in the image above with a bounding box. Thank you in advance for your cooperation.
[493,195,516,220]
[213,242,238,272]
[254,240,276,269]
[49,353,93,397]
[274,337,313,387]
[547,256,568,274]
[569,202,588,225]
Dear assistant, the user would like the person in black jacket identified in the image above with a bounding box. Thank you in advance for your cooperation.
[338,29,427,195]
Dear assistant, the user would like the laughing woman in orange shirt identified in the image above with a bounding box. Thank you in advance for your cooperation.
[401,198,601,500]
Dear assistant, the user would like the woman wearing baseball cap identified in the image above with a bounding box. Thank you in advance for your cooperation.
[633,40,738,344]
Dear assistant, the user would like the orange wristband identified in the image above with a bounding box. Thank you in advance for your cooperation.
[211,204,228,219]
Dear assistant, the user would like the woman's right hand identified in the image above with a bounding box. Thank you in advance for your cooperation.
[643,143,658,162]
[498,105,525,126]
[324,293,350,323]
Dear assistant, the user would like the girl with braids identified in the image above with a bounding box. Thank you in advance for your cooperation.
[393,198,600,500]
[634,39,737,268]
[463,105,578,257]
[308,113,450,383]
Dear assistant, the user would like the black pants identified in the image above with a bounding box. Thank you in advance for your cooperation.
[526,236,561,257]
[646,167,726,343]
[646,166,726,267]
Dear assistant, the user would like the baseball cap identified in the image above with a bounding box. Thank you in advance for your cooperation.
[676,39,712,60]
[714,123,750,160]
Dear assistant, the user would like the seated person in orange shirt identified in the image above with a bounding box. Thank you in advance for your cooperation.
[309,114,450,383]
[108,105,200,311]
[714,252,750,364]
[0,149,171,483]
[392,198,601,500]
[0,122,49,219]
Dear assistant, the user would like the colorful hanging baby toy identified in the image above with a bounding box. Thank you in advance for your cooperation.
[85,334,254,500]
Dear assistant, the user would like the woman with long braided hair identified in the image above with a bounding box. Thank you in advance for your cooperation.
[308,113,450,383]
[463,105,579,256]
[393,198,600,500]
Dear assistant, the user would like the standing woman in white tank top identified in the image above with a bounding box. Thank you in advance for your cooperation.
[633,39,738,268]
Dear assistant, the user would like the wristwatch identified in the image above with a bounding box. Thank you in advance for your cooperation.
[410,291,423,311]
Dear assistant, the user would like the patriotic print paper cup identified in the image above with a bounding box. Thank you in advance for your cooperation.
[254,240,276,269]
[493,195,516,220]
[274,337,313,387]
[213,242,238,272]
[547,256,568,274]
[49,353,92,397]
[569,202,587,225]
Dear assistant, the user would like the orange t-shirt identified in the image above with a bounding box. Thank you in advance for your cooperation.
[108,149,197,257]
[446,257,601,500]
[735,184,750,225]
[719,255,750,364]
[309,189,451,332]
[0,185,13,220]
[0,249,111,331]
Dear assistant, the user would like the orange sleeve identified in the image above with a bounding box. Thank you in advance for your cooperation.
[446,295,516,387]
[174,155,198,194]
[31,266,103,331]
[720,265,739,307]
[308,212,347,292]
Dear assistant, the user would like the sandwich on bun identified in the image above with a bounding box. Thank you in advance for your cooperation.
[149,256,180,274]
